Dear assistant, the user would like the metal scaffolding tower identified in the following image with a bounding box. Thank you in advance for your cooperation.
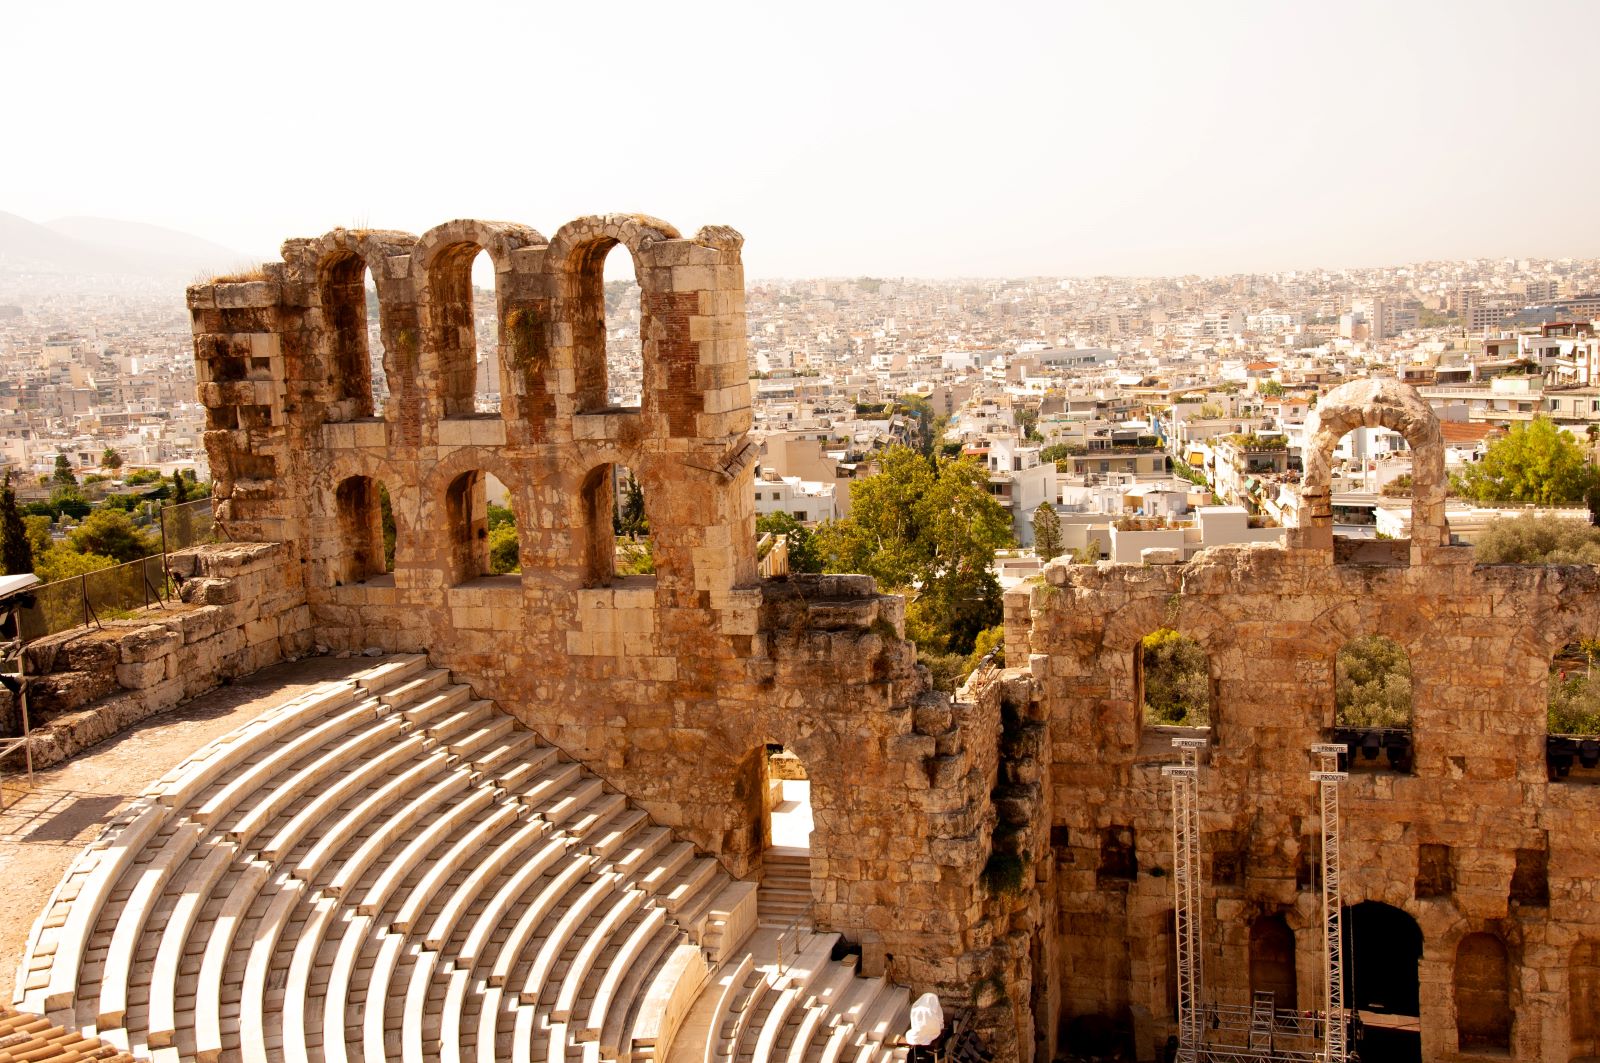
[1311,744,1350,1063]
[1163,737,1208,1063]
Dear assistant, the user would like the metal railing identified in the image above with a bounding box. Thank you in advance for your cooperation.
[16,499,218,642]
[773,900,815,977]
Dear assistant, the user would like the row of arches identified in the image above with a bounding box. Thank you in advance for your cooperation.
[1191,907,1596,1060]
[331,465,655,589]
[318,241,642,424]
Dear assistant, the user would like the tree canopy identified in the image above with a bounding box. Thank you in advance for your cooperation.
[1141,628,1210,726]
[1335,635,1412,728]
[813,446,1013,659]
[756,510,821,573]
[67,510,158,565]
[1455,417,1600,505]
[1032,502,1062,560]
[101,447,122,471]
[1,472,33,576]
[52,453,76,487]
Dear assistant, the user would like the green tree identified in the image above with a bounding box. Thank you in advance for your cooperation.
[49,484,90,520]
[67,510,159,564]
[1334,635,1412,728]
[617,472,649,538]
[1141,629,1210,725]
[379,484,396,569]
[23,515,52,559]
[171,470,190,506]
[1456,417,1600,505]
[1032,502,1062,559]
[1197,403,1226,419]
[52,453,76,487]
[488,523,521,574]
[1473,513,1600,564]
[1,472,33,576]
[101,447,123,472]
[1258,379,1285,397]
[1549,643,1600,734]
[813,447,1012,660]
[124,469,161,486]
[34,546,116,584]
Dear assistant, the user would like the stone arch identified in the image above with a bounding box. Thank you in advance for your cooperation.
[547,214,681,414]
[1101,593,1223,741]
[424,447,528,585]
[1293,377,1448,551]
[413,220,545,420]
[287,230,416,422]
[1248,912,1297,1010]
[572,452,662,588]
[1344,900,1422,1061]
[331,474,392,583]
[1454,931,1513,1052]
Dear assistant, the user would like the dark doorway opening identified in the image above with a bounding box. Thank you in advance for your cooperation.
[1344,901,1422,1063]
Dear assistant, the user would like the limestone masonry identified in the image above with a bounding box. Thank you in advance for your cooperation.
[13,215,1600,1062]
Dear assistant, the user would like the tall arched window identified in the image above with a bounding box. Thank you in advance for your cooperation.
[1137,628,1212,729]
[1334,635,1413,771]
[321,253,380,420]
[579,464,653,586]
[333,475,391,584]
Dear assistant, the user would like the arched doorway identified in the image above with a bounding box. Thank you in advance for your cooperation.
[1454,932,1512,1053]
[1344,901,1422,1063]
[757,743,812,928]
[1249,913,1297,1011]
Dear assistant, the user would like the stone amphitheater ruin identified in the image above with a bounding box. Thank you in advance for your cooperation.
[4,214,1600,1063]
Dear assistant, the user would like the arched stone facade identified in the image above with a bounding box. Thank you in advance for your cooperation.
[190,219,1600,1063]
[1292,376,1450,556]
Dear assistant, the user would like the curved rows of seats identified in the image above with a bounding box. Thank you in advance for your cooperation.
[12,656,756,1063]
[703,932,909,1063]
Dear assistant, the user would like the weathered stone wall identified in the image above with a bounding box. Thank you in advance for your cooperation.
[186,217,1020,1043]
[1016,540,1600,1062]
[8,543,309,770]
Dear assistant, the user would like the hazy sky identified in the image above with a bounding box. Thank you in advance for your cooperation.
[5,0,1596,278]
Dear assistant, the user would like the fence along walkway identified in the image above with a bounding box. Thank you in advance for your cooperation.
[16,498,216,643]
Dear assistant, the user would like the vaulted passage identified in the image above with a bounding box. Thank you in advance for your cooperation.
[1455,932,1512,1053]
[1248,913,1296,1011]
[1344,901,1421,1063]
[320,252,381,420]
[333,475,392,584]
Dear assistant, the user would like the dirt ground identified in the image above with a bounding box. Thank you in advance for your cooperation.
[0,655,375,1002]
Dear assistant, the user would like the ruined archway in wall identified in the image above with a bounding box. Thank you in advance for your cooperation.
[294,229,419,426]
[1333,634,1414,772]
[333,475,393,585]
[574,454,659,589]
[1454,931,1513,1053]
[1247,913,1297,1011]
[412,220,543,421]
[1343,901,1421,1063]
[547,214,680,415]
[1292,377,1448,553]
[1136,628,1213,743]
[319,251,378,420]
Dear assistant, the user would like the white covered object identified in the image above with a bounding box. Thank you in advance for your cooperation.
[906,992,944,1046]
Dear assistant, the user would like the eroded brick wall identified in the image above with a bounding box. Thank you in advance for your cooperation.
[1018,544,1600,1062]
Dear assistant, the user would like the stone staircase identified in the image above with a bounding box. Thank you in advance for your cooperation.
[757,849,813,927]
[11,656,913,1062]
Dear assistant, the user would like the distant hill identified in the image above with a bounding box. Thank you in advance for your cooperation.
[0,211,257,287]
